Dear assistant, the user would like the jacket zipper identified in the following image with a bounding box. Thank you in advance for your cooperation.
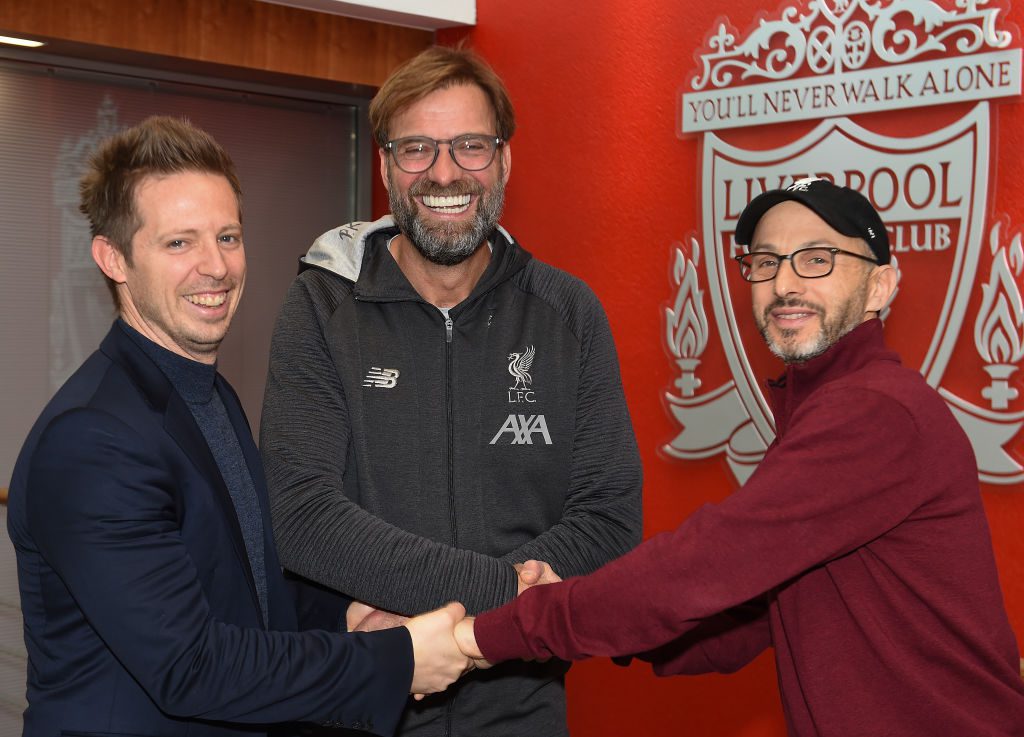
[445,315,455,548]
[445,690,458,737]
[444,313,456,737]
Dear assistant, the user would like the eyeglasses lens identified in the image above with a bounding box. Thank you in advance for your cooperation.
[391,136,498,173]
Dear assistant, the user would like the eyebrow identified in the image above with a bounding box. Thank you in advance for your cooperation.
[153,223,242,241]
[750,239,836,252]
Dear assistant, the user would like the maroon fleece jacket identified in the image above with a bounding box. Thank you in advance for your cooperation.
[476,319,1024,736]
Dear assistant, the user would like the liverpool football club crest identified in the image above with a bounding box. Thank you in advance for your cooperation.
[664,0,1024,485]
[507,345,537,403]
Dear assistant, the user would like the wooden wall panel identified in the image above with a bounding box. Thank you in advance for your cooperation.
[0,0,432,87]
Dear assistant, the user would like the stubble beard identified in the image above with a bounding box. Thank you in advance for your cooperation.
[756,281,870,364]
[389,165,506,267]
[122,283,237,363]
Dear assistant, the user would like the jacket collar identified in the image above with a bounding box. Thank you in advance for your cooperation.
[766,319,900,434]
[100,322,177,414]
[301,216,532,311]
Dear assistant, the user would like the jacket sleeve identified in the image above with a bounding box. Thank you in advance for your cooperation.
[262,276,521,616]
[474,384,927,663]
[638,600,771,676]
[27,407,412,732]
[499,287,643,576]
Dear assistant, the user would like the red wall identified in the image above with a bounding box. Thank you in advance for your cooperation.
[439,2,1024,734]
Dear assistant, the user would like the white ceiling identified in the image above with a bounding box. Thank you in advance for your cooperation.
[255,0,475,30]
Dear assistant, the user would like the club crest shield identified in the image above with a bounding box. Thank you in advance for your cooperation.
[663,0,1024,486]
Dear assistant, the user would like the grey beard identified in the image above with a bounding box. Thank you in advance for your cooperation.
[389,173,506,267]
[762,324,831,364]
[757,288,868,364]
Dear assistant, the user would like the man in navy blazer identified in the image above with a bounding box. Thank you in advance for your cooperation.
[6,116,471,737]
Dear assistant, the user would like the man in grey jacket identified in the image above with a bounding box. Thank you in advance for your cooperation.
[261,46,643,737]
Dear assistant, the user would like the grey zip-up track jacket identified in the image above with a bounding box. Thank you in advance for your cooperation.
[261,216,643,737]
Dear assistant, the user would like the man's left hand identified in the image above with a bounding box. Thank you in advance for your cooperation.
[515,559,561,594]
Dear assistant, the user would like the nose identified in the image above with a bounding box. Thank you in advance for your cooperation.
[772,257,804,297]
[427,143,462,186]
[197,239,229,279]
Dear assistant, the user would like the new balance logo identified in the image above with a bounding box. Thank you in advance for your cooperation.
[488,414,552,445]
[363,367,400,388]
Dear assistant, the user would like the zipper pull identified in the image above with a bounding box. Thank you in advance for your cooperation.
[445,316,453,343]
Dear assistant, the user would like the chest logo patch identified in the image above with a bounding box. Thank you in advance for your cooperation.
[489,414,552,445]
[507,345,537,403]
[363,367,400,389]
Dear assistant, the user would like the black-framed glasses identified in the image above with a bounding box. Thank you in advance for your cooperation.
[735,247,878,282]
[385,134,504,173]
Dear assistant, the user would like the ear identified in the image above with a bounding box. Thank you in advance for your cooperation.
[864,264,898,314]
[91,236,128,284]
[379,148,391,192]
[500,141,511,183]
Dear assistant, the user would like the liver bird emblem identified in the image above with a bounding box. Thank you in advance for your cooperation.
[507,345,535,390]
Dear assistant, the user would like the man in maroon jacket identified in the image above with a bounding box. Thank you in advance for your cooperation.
[455,178,1024,736]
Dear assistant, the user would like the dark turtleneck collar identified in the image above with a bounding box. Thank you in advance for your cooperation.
[117,319,217,404]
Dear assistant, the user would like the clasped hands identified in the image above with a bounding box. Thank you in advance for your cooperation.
[346,560,560,699]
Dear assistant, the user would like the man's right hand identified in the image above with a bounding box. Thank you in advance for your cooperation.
[454,616,492,669]
[346,601,377,631]
[347,601,408,632]
[405,602,472,699]
[515,559,561,594]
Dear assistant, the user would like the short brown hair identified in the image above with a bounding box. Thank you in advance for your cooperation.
[79,116,242,304]
[369,46,515,148]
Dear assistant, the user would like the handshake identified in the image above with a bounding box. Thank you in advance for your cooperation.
[346,560,560,699]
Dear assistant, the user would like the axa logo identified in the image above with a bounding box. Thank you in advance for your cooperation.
[489,414,552,445]
[507,345,537,403]
[363,367,399,389]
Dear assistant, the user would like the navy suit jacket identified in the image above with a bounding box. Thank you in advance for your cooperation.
[7,323,412,737]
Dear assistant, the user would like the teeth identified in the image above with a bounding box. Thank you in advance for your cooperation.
[422,194,471,212]
[186,293,227,307]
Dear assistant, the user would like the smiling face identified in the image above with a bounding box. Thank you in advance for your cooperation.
[92,171,245,364]
[750,201,894,364]
[381,83,510,266]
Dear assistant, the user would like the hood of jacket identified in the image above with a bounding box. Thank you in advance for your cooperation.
[300,215,532,306]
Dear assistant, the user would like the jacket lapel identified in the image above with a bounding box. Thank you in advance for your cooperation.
[217,376,296,630]
[99,325,262,618]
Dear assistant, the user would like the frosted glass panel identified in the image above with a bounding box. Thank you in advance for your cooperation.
[0,56,367,730]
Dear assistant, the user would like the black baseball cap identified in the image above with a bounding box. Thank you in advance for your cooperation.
[734,177,891,265]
